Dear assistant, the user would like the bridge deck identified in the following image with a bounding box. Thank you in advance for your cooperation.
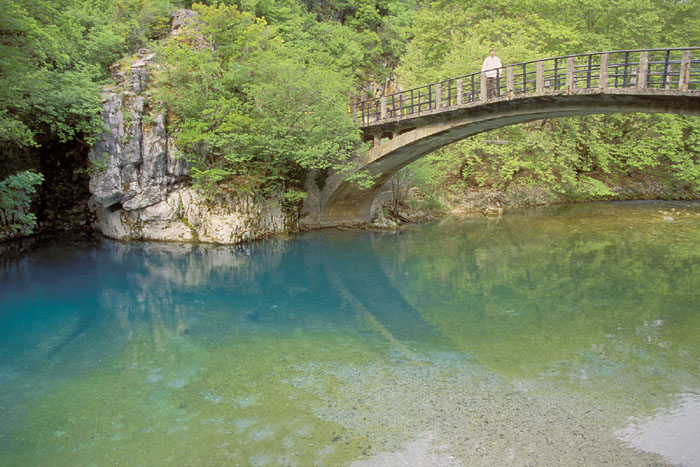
[352,48,700,136]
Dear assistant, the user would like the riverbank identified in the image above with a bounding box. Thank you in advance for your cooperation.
[381,172,700,225]
[4,169,699,247]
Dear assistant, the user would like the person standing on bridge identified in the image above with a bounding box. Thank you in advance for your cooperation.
[482,49,502,99]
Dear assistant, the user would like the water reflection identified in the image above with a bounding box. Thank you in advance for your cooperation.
[319,230,446,351]
[2,202,700,388]
[370,202,700,408]
[1,232,435,373]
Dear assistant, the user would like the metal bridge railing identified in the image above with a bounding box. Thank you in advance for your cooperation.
[351,47,700,127]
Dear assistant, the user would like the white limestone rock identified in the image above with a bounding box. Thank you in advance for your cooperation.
[87,10,294,244]
[91,187,289,244]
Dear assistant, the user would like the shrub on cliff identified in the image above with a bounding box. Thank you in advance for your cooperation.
[0,0,181,237]
[0,171,44,240]
[153,4,367,199]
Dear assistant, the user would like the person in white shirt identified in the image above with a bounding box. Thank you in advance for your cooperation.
[481,49,502,99]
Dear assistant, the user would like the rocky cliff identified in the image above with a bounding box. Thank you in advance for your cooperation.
[88,12,294,244]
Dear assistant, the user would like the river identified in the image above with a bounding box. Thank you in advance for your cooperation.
[2,201,700,466]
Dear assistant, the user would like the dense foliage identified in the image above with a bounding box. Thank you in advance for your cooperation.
[0,0,186,159]
[153,4,365,198]
[0,170,44,238]
[0,0,415,231]
[396,0,700,207]
[151,1,419,198]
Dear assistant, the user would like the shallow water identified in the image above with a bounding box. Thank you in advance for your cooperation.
[1,201,700,466]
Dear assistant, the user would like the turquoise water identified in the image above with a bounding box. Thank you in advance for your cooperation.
[2,201,700,465]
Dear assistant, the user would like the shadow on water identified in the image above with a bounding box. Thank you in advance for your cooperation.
[46,309,96,357]
[315,229,449,354]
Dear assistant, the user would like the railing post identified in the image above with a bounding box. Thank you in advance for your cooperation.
[536,61,545,94]
[663,50,672,89]
[506,65,514,98]
[638,52,649,89]
[456,79,463,105]
[599,53,609,90]
[435,82,442,109]
[566,57,575,92]
[480,72,487,101]
[380,96,387,120]
[680,50,691,91]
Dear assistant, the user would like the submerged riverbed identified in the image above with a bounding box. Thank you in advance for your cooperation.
[2,201,700,466]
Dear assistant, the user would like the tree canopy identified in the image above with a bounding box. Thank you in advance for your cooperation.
[152,3,372,199]
[1,0,417,233]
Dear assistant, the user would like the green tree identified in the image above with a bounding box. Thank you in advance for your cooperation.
[0,171,44,238]
[153,3,364,199]
[240,0,418,85]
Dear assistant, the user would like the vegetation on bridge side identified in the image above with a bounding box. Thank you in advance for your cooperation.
[148,0,419,203]
[390,0,700,217]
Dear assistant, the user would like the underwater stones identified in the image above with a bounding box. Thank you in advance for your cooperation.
[166,378,187,389]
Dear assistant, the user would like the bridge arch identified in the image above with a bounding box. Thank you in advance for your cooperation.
[304,48,700,226]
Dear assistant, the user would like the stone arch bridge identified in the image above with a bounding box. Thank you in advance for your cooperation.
[303,47,700,226]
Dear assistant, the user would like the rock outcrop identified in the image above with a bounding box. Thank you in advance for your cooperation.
[87,12,293,244]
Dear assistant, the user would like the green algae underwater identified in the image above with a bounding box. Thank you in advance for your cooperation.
[2,201,700,465]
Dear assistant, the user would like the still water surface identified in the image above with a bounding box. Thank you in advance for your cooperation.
[2,201,700,465]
